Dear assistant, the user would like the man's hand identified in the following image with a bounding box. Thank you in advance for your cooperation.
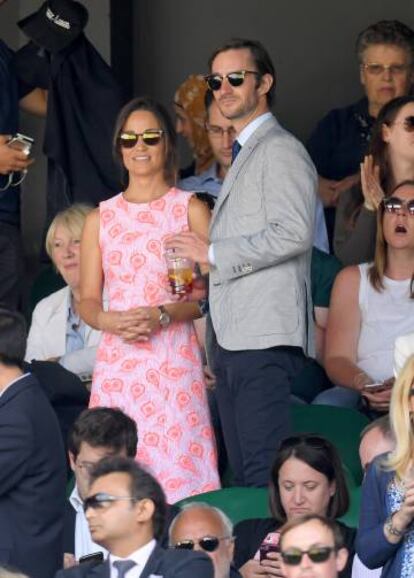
[0,135,33,175]
[318,173,359,207]
[165,232,210,266]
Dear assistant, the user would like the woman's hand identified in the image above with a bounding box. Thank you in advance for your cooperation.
[119,307,159,343]
[387,484,414,541]
[97,308,153,338]
[240,557,283,578]
[360,155,384,211]
[362,377,394,412]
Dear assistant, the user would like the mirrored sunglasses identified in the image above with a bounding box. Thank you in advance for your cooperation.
[281,546,335,566]
[382,196,414,216]
[173,535,231,553]
[204,70,260,91]
[83,492,137,512]
[118,129,164,148]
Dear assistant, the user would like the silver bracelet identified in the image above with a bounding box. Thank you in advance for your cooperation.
[385,515,404,537]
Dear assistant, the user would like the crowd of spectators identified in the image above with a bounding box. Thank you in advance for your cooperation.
[3,2,414,578]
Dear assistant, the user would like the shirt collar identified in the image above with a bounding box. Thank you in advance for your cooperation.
[110,539,156,568]
[69,483,84,512]
[237,112,273,146]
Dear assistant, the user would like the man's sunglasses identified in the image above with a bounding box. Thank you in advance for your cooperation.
[118,129,164,148]
[204,70,260,91]
[382,196,414,216]
[173,535,231,553]
[281,546,336,566]
[391,115,414,132]
[83,492,137,512]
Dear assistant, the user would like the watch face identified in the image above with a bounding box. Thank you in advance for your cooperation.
[159,307,171,328]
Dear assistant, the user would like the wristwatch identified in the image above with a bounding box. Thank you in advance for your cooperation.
[385,515,404,537]
[158,305,171,329]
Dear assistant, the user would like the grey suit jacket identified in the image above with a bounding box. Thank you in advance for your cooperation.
[209,115,317,353]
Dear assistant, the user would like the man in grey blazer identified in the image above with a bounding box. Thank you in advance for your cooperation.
[167,38,317,487]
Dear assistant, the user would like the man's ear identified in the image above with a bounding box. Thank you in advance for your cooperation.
[336,547,349,572]
[258,73,274,98]
[135,498,155,524]
[68,451,76,473]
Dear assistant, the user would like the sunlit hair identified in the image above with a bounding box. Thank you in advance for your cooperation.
[279,514,344,551]
[384,355,414,477]
[45,203,93,261]
[368,180,414,296]
[113,96,178,186]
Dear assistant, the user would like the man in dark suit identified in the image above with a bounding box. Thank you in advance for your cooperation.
[56,456,213,578]
[0,308,66,578]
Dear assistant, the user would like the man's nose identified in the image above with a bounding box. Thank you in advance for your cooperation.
[222,129,234,148]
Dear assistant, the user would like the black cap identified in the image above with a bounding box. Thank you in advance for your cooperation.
[18,0,88,53]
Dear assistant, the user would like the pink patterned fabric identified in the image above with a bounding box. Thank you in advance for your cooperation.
[90,189,220,502]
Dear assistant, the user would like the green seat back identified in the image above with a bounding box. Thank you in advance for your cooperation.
[338,485,361,528]
[291,405,370,485]
[175,487,270,525]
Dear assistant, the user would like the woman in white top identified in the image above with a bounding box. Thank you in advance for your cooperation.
[25,204,101,380]
[314,180,414,412]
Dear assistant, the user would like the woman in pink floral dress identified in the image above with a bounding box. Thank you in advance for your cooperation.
[79,97,220,502]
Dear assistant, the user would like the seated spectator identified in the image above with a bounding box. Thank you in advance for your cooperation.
[56,457,214,578]
[335,95,414,265]
[351,417,395,578]
[174,74,214,178]
[25,204,103,381]
[64,407,138,566]
[0,308,66,578]
[314,180,414,412]
[169,503,241,578]
[356,354,414,577]
[280,515,349,578]
[307,20,414,248]
[233,435,354,578]
[394,331,414,376]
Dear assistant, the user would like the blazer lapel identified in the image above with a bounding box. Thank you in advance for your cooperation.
[140,544,163,578]
[86,559,110,578]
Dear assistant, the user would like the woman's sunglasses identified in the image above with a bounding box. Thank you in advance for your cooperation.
[204,70,260,91]
[281,546,335,566]
[118,129,164,148]
[173,535,231,553]
[391,116,414,132]
[382,196,414,216]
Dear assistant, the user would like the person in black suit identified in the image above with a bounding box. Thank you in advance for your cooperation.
[56,456,213,578]
[0,308,66,578]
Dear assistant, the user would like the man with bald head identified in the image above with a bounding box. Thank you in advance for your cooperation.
[169,503,240,578]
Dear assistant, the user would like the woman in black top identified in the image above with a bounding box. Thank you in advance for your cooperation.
[234,435,355,578]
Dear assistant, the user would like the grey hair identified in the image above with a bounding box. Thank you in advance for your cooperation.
[168,502,233,545]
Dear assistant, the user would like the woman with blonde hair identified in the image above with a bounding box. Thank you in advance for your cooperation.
[25,203,102,380]
[357,355,414,577]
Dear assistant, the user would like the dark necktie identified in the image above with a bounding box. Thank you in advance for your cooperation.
[113,559,136,578]
[231,139,242,163]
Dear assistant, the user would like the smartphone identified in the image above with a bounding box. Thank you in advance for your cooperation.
[79,552,104,565]
[7,133,34,156]
[259,532,280,561]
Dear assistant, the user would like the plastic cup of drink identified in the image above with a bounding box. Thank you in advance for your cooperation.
[164,251,193,295]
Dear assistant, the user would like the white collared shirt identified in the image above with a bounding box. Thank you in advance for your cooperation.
[109,539,156,578]
[69,484,108,560]
[0,372,30,397]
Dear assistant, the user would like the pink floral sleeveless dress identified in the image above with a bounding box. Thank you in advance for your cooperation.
[90,188,220,502]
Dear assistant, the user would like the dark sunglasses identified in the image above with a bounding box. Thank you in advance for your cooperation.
[118,129,164,148]
[173,535,231,553]
[83,492,137,512]
[204,70,260,91]
[382,196,414,216]
[391,116,414,132]
[281,546,335,566]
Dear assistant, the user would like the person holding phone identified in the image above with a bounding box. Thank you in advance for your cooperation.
[233,435,354,578]
[357,355,414,578]
[314,176,414,413]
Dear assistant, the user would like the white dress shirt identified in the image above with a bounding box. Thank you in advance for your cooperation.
[352,553,382,578]
[69,484,108,560]
[109,539,156,578]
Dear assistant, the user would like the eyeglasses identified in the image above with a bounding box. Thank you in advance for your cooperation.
[205,123,236,139]
[281,546,336,566]
[118,129,164,148]
[76,461,97,474]
[389,115,414,133]
[173,535,232,553]
[361,63,409,76]
[382,196,414,216]
[204,70,260,91]
[83,492,137,512]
